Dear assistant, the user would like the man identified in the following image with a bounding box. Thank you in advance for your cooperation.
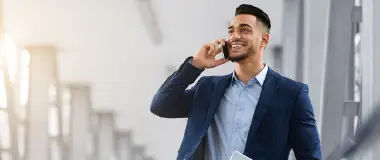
[150,4,321,160]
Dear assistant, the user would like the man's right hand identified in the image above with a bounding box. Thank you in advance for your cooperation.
[191,39,229,69]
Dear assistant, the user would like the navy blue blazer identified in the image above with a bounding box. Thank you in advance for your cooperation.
[150,57,321,160]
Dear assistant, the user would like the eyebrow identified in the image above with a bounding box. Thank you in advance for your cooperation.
[228,23,252,29]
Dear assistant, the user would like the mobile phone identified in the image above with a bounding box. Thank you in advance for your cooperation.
[222,41,230,59]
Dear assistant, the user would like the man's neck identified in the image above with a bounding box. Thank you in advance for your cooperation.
[234,55,264,85]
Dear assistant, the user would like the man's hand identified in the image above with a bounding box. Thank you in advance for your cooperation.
[191,39,229,69]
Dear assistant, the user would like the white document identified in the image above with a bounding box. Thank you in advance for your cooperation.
[229,151,252,160]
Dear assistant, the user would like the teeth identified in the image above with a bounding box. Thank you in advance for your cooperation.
[232,44,242,48]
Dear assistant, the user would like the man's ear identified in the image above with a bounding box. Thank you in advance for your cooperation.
[261,33,270,47]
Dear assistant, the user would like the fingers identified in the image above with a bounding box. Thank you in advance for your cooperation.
[206,38,226,56]
[214,38,226,46]
[214,38,227,54]
[214,58,229,66]
[207,43,216,55]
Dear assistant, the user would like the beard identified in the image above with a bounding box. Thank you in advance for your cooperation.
[229,53,249,62]
[228,46,256,62]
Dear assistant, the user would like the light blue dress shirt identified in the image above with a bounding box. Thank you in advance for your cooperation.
[204,65,269,160]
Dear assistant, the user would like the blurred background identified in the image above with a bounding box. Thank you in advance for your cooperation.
[0,0,379,160]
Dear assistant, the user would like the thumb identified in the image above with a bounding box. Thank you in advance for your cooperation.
[214,58,229,66]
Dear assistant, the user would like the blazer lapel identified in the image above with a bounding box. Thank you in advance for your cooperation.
[206,74,232,123]
[245,68,281,150]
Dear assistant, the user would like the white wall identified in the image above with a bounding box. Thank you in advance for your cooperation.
[3,0,283,159]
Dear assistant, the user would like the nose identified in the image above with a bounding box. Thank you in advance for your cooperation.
[230,31,241,41]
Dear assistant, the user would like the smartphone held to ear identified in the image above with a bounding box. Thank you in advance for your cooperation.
[222,40,230,59]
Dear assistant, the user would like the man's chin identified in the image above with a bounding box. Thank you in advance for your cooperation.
[229,54,248,62]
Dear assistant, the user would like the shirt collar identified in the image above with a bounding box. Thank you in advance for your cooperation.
[231,64,269,86]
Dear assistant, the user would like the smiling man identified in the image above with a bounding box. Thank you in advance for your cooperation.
[150,4,321,160]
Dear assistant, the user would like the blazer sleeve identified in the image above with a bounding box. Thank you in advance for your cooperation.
[290,84,322,160]
[150,57,204,118]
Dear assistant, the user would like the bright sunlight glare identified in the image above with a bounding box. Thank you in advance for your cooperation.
[0,34,30,150]
[0,34,30,109]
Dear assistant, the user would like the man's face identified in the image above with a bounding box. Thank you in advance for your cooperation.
[227,14,263,62]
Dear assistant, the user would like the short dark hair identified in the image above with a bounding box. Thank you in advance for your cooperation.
[235,4,271,33]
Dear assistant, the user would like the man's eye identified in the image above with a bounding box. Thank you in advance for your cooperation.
[241,29,250,32]
[228,30,233,34]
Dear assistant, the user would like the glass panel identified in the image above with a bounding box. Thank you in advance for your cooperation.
[62,88,71,136]
[0,71,7,109]
[17,107,26,121]
[19,50,30,107]
[50,140,61,160]
[49,84,57,104]
[355,0,362,6]
[62,104,71,136]
[91,113,99,131]
[1,151,11,160]
[18,125,25,157]
[48,107,59,137]
[110,153,117,160]
[86,132,93,156]
[354,115,358,135]
[63,134,70,145]
[0,111,10,149]
[4,35,18,82]
[354,33,362,102]
[62,87,71,105]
